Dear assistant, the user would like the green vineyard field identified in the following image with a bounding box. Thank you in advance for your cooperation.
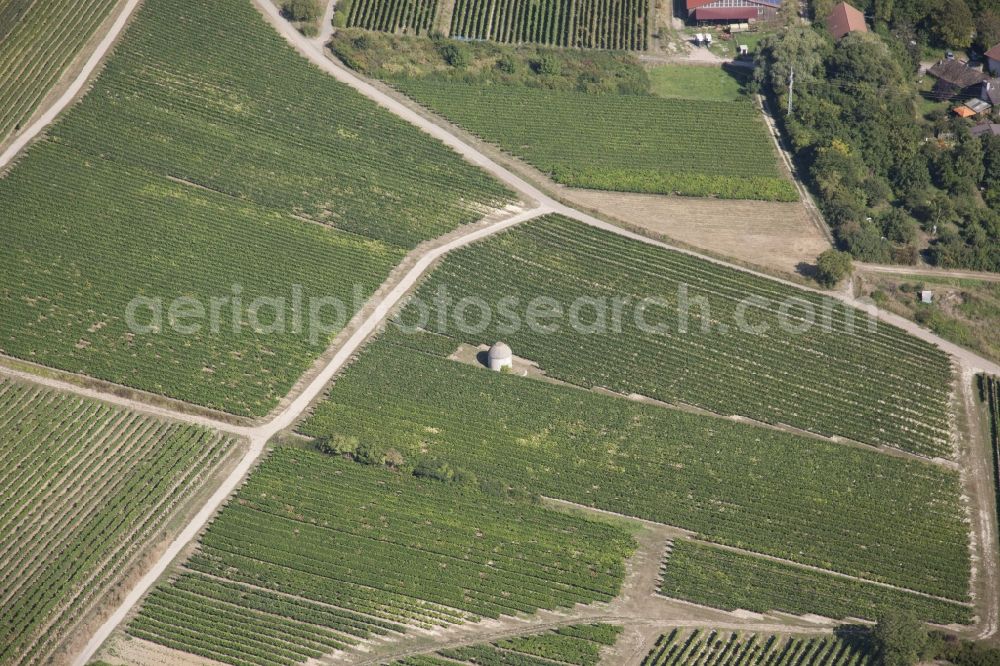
[0,377,236,664]
[299,333,969,602]
[390,624,622,665]
[659,540,971,624]
[983,374,1000,536]
[640,629,873,666]
[129,449,633,665]
[392,81,797,200]
[393,215,953,455]
[0,0,119,142]
[0,0,513,416]
[345,0,439,34]
[450,0,648,49]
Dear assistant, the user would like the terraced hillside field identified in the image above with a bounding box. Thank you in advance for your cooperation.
[127,448,634,665]
[0,0,513,416]
[392,215,953,455]
[392,81,797,200]
[389,624,623,665]
[0,0,121,142]
[0,377,236,665]
[299,333,969,614]
[641,629,873,666]
[450,0,649,49]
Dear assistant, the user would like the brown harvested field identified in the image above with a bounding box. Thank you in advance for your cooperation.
[565,188,831,276]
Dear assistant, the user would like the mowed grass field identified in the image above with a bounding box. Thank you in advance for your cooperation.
[0,0,120,142]
[127,448,634,665]
[0,0,513,416]
[647,64,746,101]
[391,77,796,200]
[298,333,969,614]
[0,377,236,664]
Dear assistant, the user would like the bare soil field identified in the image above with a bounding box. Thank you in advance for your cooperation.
[564,188,831,276]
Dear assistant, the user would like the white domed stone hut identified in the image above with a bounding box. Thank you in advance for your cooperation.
[487,342,513,372]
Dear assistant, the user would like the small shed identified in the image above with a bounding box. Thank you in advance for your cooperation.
[967,98,992,115]
[928,59,989,99]
[920,291,933,304]
[487,342,513,372]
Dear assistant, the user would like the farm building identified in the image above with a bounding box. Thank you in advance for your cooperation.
[971,123,1000,137]
[826,2,866,40]
[987,43,1000,76]
[686,0,781,23]
[927,59,989,100]
[488,342,513,372]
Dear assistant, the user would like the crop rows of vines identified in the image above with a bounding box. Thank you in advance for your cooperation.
[392,81,797,201]
[641,629,873,666]
[0,378,234,665]
[982,374,1000,532]
[347,0,438,34]
[390,624,622,666]
[449,0,647,49]
[0,0,513,416]
[129,449,633,665]
[658,540,971,624]
[395,215,954,455]
[0,0,119,141]
[300,336,969,601]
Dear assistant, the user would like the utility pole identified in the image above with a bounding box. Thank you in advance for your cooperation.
[787,66,794,115]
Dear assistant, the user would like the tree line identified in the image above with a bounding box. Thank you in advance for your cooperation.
[755,24,1000,272]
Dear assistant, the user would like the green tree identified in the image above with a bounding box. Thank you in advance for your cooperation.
[281,0,320,21]
[811,0,836,22]
[755,27,829,97]
[815,249,854,286]
[874,0,895,27]
[315,433,359,456]
[975,10,1000,51]
[872,610,928,666]
[496,54,517,74]
[533,54,562,75]
[931,0,975,48]
[439,42,469,67]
